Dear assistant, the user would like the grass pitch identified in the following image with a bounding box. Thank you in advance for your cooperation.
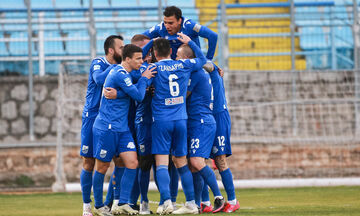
[0,186,359,216]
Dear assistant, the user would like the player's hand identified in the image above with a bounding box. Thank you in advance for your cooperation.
[103,87,117,99]
[218,66,224,77]
[142,65,157,79]
[177,32,191,44]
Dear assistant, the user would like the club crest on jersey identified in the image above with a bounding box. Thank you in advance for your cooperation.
[140,144,145,153]
[124,77,132,86]
[165,96,184,105]
[93,64,100,70]
[212,146,218,154]
[192,149,196,154]
[100,149,107,158]
[127,142,135,149]
[190,59,196,63]
[82,145,89,154]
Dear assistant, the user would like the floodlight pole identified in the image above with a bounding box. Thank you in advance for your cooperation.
[89,0,96,60]
[52,63,66,192]
[25,0,34,141]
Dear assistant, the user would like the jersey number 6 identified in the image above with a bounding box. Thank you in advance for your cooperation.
[169,74,180,96]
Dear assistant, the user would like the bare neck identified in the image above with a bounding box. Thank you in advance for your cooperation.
[105,55,116,65]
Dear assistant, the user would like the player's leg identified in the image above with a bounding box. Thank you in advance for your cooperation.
[92,128,115,216]
[201,183,213,213]
[212,110,239,213]
[152,120,174,214]
[129,168,140,210]
[110,156,125,212]
[169,156,179,207]
[80,116,96,216]
[172,120,198,215]
[188,123,224,213]
[136,121,153,214]
[112,131,139,215]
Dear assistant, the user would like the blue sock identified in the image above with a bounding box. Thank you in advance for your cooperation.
[220,168,236,201]
[93,171,105,208]
[129,168,140,205]
[114,167,125,200]
[139,168,150,202]
[80,169,93,204]
[170,163,179,202]
[200,166,222,197]
[104,171,114,206]
[119,168,137,204]
[156,165,171,202]
[177,165,195,202]
[153,165,164,205]
[201,183,210,202]
[192,172,203,207]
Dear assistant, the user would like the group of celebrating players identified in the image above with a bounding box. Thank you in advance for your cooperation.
[79,6,239,216]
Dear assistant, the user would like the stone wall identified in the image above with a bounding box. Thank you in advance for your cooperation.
[0,76,58,143]
[0,73,359,188]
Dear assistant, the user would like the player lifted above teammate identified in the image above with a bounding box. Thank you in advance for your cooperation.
[143,6,217,60]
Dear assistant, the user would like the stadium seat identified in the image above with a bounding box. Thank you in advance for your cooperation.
[111,0,139,7]
[31,0,54,8]
[0,0,25,9]
[54,0,82,8]
[44,31,66,55]
[65,30,90,55]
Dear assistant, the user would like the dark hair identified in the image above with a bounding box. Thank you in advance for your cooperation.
[122,44,143,60]
[104,35,124,55]
[163,6,182,20]
[153,38,171,58]
[131,34,150,44]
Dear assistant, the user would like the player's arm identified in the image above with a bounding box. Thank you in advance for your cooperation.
[142,24,161,39]
[142,39,154,59]
[92,64,113,86]
[186,20,218,60]
[178,32,207,71]
[117,67,156,102]
[198,25,218,60]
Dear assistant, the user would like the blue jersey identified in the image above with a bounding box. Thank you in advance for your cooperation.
[151,41,207,121]
[82,57,113,118]
[135,62,153,124]
[93,65,149,132]
[209,65,228,114]
[187,69,215,125]
[143,17,218,60]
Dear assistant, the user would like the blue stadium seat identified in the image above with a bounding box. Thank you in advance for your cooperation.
[0,0,25,9]
[65,30,89,55]
[54,0,82,8]
[31,0,54,8]
[44,31,66,55]
[300,27,329,50]
[166,0,195,7]
[111,0,138,7]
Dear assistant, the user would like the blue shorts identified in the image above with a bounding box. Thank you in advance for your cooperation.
[210,110,232,159]
[80,116,96,158]
[92,128,136,162]
[151,119,187,157]
[188,123,216,158]
[135,122,152,156]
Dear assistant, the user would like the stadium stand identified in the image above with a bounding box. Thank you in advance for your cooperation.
[0,0,356,75]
